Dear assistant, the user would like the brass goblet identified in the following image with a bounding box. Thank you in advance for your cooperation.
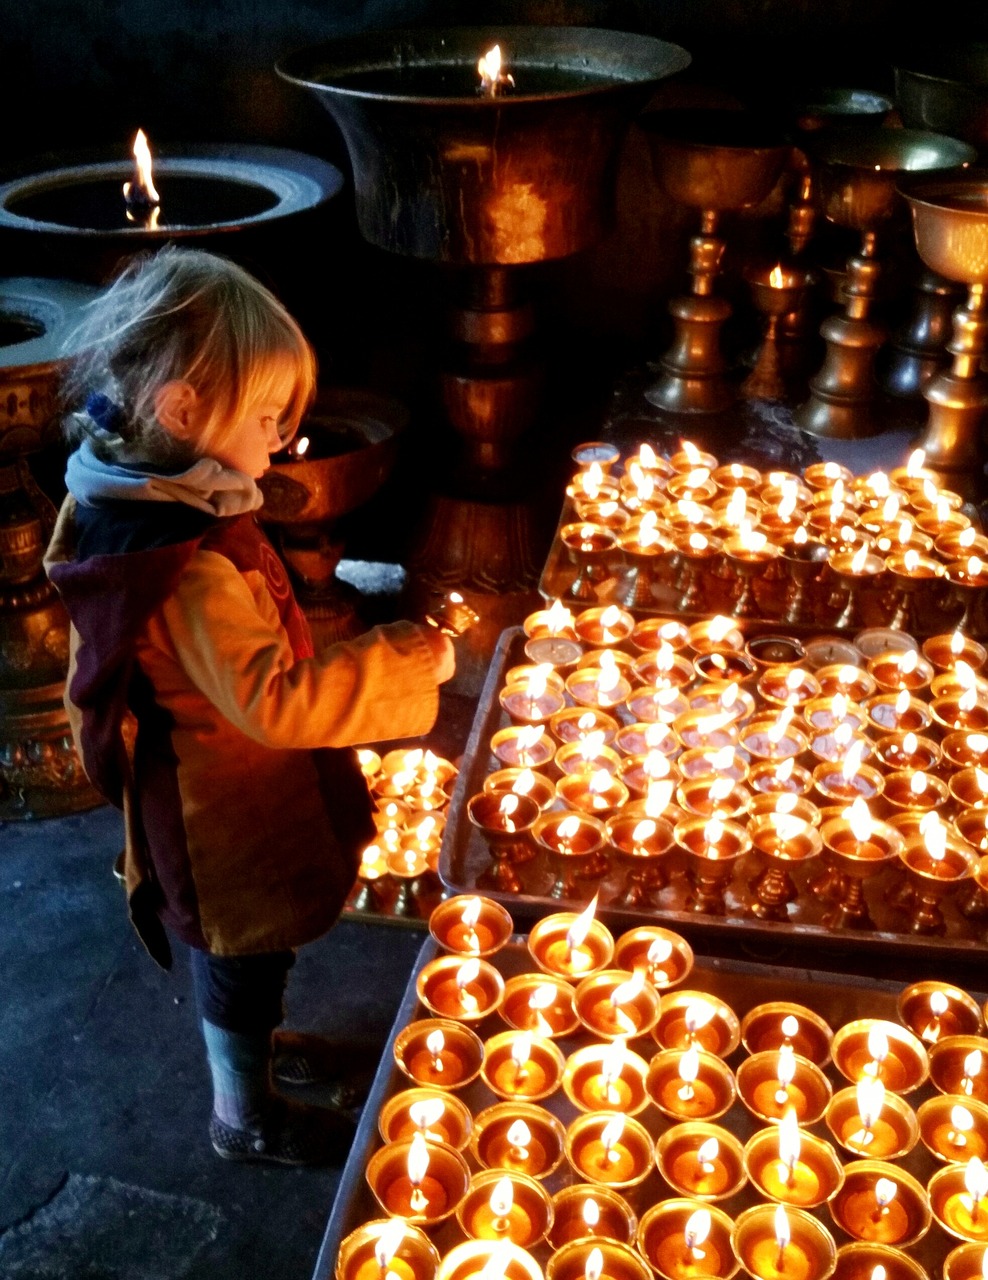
[795,128,975,439]
[820,815,903,930]
[902,173,988,499]
[742,263,815,400]
[640,108,791,414]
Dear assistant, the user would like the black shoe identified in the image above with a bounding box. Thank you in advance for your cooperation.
[209,1098,356,1167]
[271,1030,373,1109]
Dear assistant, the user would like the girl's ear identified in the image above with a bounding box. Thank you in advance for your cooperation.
[154,381,200,440]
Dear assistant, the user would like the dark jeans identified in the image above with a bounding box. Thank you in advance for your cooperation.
[190,947,295,1036]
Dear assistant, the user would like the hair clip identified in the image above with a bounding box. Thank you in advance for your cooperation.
[85,391,126,437]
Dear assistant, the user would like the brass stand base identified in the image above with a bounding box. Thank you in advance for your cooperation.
[408,493,545,595]
[0,678,102,820]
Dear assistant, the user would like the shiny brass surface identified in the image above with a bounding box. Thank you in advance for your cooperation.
[895,45,988,152]
[903,174,988,495]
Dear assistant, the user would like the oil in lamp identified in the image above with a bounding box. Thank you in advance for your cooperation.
[471,1103,566,1181]
[743,1107,845,1208]
[456,1169,553,1249]
[825,1079,919,1161]
[336,1217,441,1280]
[365,1131,471,1225]
[563,1039,651,1115]
[831,1019,929,1094]
[481,1030,565,1102]
[731,1203,837,1280]
[637,1201,738,1280]
[548,1186,637,1249]
[378,1088,474,1152]
[527,898,614,980]
[500,975,580,1039]
[931,1157,988,1242]
[930,1041,988,1103]
[646,1045,737,1121]
[736,1047,832,1125]
[655,1125,746,1202]
[564,1112,654,1189]
[833,1163,935,1249]
[919,1097,988,1164]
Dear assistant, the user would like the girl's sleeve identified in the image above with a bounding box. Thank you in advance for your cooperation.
[150,548,441,748]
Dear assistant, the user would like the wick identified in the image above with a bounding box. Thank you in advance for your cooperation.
[431,1055,444,1074]
[510,1144,529,1163]
[410,1187,428,1214]
[774,1086,790,1107]
[850,1127,873,1149]
[949,1130,967,1148]
[464,928,479,953]
[677,1083,695,1102]
[775,1243,787,1272]
[962,1076,975,1096]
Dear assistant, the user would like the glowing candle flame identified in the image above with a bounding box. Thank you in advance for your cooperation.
[875,1177,898,1211]
[426,1030,445,1065]
[529,984,556,1013]
[952,630,968,655]
[768,707,795,746]
[600,1039,628,1104]
[778,1108,801,1181]
[910,771,928,798]
[489,1176,514,1222]
[703,817,725,852]
[409,1097,446,1136]
[967,1157,988,1205]
[781,1015,799,1041]
[583,1198,600,1230]
[697,1137,719,1170]
[407,1131,431,1199]
[585,1247,605,1280]
[566,895,598,952]
[600,1116,625,1164]
[631,819,657,852]
[847,796,874,843]
[964,1051,984,1094]
[685,1000,716,1036]
[685,1208,712,1253]
[295,436,310,458]
[647,937,674,968]
[511,1033,532,1075]
[461,896,482,930]
[867,1026,889,1072]
[374,1218,407,1269]
[456,958,481,1012]
[856,1077,885,1139]
[477,44,514,95]
[123,128,160,206]
[498,792,520,832]
[506,1120,531,1154]
[479,1246,512,1280]
[678,1045,700,1097]
[708,616,736,643]
[951,1105,976,1147]
[774,1204,791,1254]
[768,264,785,289]
[610,970,645,1009]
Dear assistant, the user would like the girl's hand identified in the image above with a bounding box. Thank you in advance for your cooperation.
[420,626,456,684]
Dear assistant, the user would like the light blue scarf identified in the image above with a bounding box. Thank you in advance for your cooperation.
[66,438,263,517]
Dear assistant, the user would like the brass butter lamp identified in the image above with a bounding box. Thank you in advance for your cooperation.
[795,128,975,439]
[901,172,988,498]
[640,108,791,414]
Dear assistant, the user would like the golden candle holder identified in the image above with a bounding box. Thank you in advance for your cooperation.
[818,813,901,930]
[336,1218,440,1280]
[900,832,978,935]
[573,969,662,1041]
[946,561,988,636]
[864,691,933,736]
[560,522,619,602]
[672,531,726,612]
[470,1101,566,1181]
[524,600,579,643]
[500,974,580,1039]
[618,752,679,803]
[873,731,941,773]
[619,526,677,611]
[831,1018,929,1094]
[885,552,949,633]
[693,649,758,685]
[882,768,949,815]
[456,1168,553,1249]
[742,262,815,401]
[468,791,541,895]
[740,1002,833,1067]
[500,672,567,726]
[676,816,751,915]
[415,956,505,1023]
[435,1239,543,1280]
[829,1161,931,1247]
[679,745,748,783]
[365,1136,470,1226]
[673,710,740,755]
[748,760,813,798]
[638,1199,739,1280]
[556,770,630,821]
[814,664,876,701]
[393,1017,485,1092]
[655,1122,746,1201]
[736,1049,832,1125]
[532,811,609,899]
[944,1242,988,1280]
[731,1203,837,1280]
[932,695,988,735]
[833,1242,928,1280]
[549,1185,637,1248]
[924,632,988,673]
[653,992,740,1057]
[748,810,823,921]
[555,739,622,779]
[687,617,745,656]
[627,686,691,728]
[722,535,782,620]
[527,908,614,981]
[950,767,988,810]
[429,895,515,959]
[930,1159,988,1242]
[378,1087,473,1151]
[631,616,690,654]
[918,1095,988,1164]
[827,550,885,631]
[564,1111,654,1190]
[780,538,831,626]
[825,1084,919,1160]
[491,725,555,771]
[565,664,633,713]
[547,1239,651,1280]
[942,731,988,770]
[352,841,396,914]
[740,716,808,764]
[898,980,984,1044]
[549,708,619,748]
[743,1121,845,1208]
[613,926,694,991]
[481,1030,565,1102]
[867,649,935,694]
[930,1036,988,1102]
[677,777,750,821]
[575,605,635,647]
[646,1047,737,1121]
[563,1042,651,1115]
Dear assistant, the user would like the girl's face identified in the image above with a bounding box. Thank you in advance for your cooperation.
[209,358,299,479]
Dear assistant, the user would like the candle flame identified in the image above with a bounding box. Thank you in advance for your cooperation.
[610,970,645,1008]
[777,1045,797,1089]
[685,1208,712,1251]
[426,1029,445,1059]
[461,897,482,930]
[566,894,598,951]
[697,1137,719,1166]
[529,984,557,1013]
[952,630,967,655]
[965,1050,984,1082]
[374,1218,407,1269]
[866,1026,890,1072]
[847,796,873,842]
[685,1000,716,1034]
[953,1105,976,1134]
[680,440,703,466]
[875,1177,898,1210]
[967,1158,988,1202]
[477,44,514,94]
[479,1246,513,1280]
[769,264,785,289]
[601,1038,628,1090]
[774,1204,791,1250]
[708,616,736,643]
[585,1247,605,1280]
[857,1077,885,1129]
[457,958,481,993]
[872,1268,887,1280]
[632,819,658,847]
[768,707,795,746]
[295,435,310,458]
[923,814,948,862]
[778,1107,801,1170]
[910,771,928,797]
[489,1176,514,1219]
[511,1033,532,1070]
[850,543,870,573]
[907,448,927,476]
[781,1015,799,1041]
[545,598,574,635]
[407,1131,431,1187]
[409,1097,446,1133]
[930,990,950,1018]
[123,128,160,205]
[679,1045,700,1084]
[507,1120,532,1150]
[527,665,551,701]
[703,817,725,849]
[647,937,674,967]
[583,1198,600,1229]
[600,1115,625,1152]
[498,793,520,831]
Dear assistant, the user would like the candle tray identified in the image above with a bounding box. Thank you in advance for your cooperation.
[314,934,987,1280]
[539,497,988,641]
[438,627,988,964]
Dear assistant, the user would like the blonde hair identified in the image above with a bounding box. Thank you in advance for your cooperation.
[63,246,316,467]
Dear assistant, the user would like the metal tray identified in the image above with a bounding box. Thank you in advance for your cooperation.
[437,628,988,969]
[539,498,985,641]
[313,934,986,1280]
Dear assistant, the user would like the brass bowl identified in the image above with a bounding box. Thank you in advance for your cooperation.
[901,172,988,283]
[895,45,988,150]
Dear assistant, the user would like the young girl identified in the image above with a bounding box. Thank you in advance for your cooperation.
[44,246,455,1167]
